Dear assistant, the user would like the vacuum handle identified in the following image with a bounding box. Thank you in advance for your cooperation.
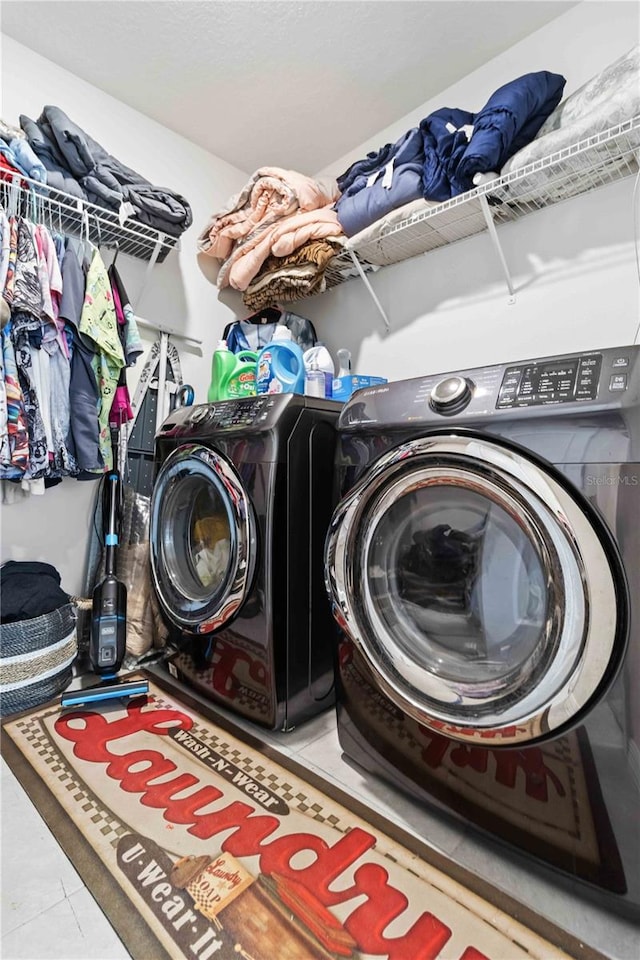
[103,471,121,577]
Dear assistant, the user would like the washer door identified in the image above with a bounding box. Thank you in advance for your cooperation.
[151,444,257,634]
[326,433,627,745]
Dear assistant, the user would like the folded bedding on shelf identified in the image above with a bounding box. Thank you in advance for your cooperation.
[215,202,342,292]
[500,44,640,177]
[0,138,46,185]
[198,167,338,261]
[242,236,344,310]
[0,154,27,189]
[418,70,565,200]
[198,169,340,290]
[446,70,566,192]
[342,197,441,264]
[19,106,193,237]
[334,70,565,238]
[335,127,425,236]
[18,113,86,199]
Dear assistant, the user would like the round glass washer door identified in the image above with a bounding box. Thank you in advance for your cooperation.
[150,443,257,634]
[325,434,626,745]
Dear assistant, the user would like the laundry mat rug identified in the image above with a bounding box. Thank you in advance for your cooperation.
[1,673,603,960]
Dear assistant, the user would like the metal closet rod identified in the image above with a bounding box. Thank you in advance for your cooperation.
[135,315,202,347]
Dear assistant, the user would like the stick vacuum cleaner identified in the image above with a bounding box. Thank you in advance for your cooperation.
[61,440,149,708]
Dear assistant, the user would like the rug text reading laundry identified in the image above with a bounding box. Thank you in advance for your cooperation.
[56,699,491,960]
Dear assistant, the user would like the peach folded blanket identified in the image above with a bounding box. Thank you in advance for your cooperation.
[224,205,342,291]
[197,167,339,265]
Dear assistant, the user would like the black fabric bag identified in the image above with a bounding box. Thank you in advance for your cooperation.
[0,561,78,716]
[0,560,70,623]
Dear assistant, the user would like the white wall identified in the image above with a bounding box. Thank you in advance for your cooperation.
[297,1,640,379]
[0,34,249,593]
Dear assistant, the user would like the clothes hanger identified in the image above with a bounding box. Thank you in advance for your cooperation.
[242,306,282,325]
[222,305,282,341]
[108,241,120,271]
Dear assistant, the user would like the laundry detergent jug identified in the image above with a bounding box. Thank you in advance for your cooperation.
[256,326,305,395]
[208,340,257,401]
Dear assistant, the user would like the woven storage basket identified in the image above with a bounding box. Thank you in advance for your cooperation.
[0,603,78,716]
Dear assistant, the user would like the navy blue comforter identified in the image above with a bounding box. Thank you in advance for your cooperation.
[420,70,566,200]
[335,70,565,235]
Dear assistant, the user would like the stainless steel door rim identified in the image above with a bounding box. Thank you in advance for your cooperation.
[150,443,257,633]
[326,434,622,744]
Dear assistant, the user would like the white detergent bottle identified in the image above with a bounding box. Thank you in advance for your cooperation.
[256,326,305,394]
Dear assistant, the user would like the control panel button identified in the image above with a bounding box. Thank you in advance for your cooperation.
[612,357,629,368]
[190,406,211,424]
[609,374,628,391]
[429,376,473,414]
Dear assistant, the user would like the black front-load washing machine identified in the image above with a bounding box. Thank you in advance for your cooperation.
[150,393,340,730]
[325,344,640,920]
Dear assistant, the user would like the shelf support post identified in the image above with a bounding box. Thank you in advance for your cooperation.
[479,195,516,303]
[136,234,166,309]
[154,331,170,434]
[347,250,390,333]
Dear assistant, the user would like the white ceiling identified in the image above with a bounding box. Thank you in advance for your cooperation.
[1,0,578,174]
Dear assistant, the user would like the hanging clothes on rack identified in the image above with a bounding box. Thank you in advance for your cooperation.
[58,236,104,478]
[78,246,125,472]
[107,263,143,442]
[10,217,49,487]
[1,176,149,495]
[0,209,29,479]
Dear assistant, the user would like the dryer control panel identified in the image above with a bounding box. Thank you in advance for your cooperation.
[497,353,602,408]
[339,344,639,429]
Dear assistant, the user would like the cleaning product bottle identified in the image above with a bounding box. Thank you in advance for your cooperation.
[304,357,326,397]
[336,348,352,378]
[208,340,258,401]
[256,326,305,395]
[333,347,352,398]
[226,350,258,398]
[303,342,335,398]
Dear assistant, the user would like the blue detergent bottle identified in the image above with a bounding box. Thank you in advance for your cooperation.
[256,326,305,394]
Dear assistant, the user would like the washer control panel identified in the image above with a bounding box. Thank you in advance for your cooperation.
[160,395,288,434]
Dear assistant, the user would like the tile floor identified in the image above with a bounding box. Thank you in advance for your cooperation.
[2,673,639,960]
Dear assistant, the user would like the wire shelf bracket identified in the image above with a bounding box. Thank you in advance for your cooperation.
[347,249,390,333]
[0,172,180,264]
[479,195,516,303]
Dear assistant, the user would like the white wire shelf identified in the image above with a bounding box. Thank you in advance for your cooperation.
[324,115,640,288]
[0,172,180,263]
